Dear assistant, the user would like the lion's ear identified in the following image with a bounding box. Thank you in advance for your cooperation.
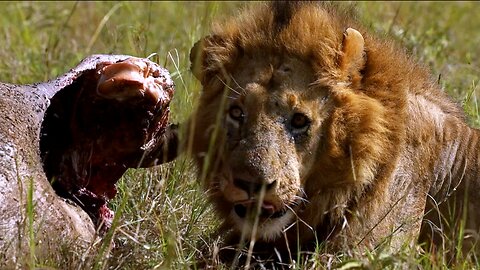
[189,35,224,85]
[189,37,207,83]
[339,28,366,84]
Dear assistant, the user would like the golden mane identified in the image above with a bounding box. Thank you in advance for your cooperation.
[188,2,479,265]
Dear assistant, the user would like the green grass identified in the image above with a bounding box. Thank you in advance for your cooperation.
[1,1,479,269]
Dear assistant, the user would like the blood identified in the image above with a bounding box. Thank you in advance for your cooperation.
[40,58,175,234]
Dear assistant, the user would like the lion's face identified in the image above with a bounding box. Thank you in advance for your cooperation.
[190,49,345,241]
[189,3,397,243]
[212,54,332,240]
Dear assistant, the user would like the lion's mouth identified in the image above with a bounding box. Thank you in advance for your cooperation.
[230,198,303,240]
[233,202,288,219]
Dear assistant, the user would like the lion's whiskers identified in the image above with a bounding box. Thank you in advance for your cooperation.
[217,75,244,99]
[284,204,314,233]
[229,74,247,95]
[292,195,309,205]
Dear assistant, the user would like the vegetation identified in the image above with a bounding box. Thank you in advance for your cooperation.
[0,1,479,269]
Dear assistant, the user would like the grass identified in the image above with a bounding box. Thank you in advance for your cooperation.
[1,1,479,269]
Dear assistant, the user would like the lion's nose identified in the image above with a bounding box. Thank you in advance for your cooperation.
[233,178,276,196]
[234,204,248,218]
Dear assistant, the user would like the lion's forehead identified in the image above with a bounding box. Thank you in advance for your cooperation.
[231,54,316,92]
[228,54,325,118]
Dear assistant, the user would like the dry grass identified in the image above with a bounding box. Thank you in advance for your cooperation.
[1,1,479,269]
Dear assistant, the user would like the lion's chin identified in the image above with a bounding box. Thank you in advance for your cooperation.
[229,208,296,242]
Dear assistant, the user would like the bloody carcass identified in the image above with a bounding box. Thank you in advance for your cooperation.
[0,54,177,265]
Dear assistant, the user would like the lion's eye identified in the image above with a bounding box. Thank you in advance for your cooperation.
[291,113,310,130]
[229,106,244,121]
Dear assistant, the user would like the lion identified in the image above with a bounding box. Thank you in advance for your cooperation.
[185,1,480,265]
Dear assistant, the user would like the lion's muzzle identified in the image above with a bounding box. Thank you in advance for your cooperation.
[233,200,288,220]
